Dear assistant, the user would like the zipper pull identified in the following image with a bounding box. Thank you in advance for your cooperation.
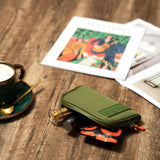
[133,125,146,131]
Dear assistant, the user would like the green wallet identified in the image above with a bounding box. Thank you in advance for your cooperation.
[61,85,141,128]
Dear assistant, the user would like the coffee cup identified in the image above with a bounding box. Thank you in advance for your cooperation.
[0,61,25,107]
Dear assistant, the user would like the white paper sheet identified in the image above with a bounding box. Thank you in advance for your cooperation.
[117,19,160,108]
[41,16,144,80]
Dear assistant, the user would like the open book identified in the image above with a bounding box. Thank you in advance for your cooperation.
[117,19,160,109]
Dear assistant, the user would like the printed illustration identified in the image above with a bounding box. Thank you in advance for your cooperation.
[126,19,160,77]
[133,70,160,104]
[144,73,160,88]
[42,16,144,79]
[117,19,160,108]
[57,28,130,71]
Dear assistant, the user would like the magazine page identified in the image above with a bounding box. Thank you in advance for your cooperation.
[117,19,160,108]
[41,16,144,80]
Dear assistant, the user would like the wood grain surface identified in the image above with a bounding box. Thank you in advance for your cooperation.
[0,0,160,160]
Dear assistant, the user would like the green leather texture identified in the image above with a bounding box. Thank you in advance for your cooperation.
[61,86,141,128]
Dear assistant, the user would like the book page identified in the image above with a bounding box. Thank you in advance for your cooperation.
[117,19,160,108]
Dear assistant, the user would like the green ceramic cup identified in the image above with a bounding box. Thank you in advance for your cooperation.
[0,61,25,107]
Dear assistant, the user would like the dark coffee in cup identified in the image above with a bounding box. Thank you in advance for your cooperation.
[0,61,25,107]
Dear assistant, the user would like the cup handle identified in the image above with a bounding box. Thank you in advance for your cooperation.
[13,64,25,81]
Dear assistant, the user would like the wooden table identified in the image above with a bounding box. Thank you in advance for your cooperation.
[0,0,160,160]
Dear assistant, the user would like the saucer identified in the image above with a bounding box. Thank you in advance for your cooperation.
[0,81,33,120]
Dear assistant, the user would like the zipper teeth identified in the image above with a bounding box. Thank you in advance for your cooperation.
[62,99,141,128]
[62,100,102,119]
[111,115,141,125]
[62,99,107,124]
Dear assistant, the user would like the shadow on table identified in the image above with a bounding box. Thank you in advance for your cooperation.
[0,89,44,124]
[67,120,145,152]
[0,98,36,124]
[83,131,132,152]
[0,88,45,124]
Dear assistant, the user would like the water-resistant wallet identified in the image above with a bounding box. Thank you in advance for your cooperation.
[61,85,141,128]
